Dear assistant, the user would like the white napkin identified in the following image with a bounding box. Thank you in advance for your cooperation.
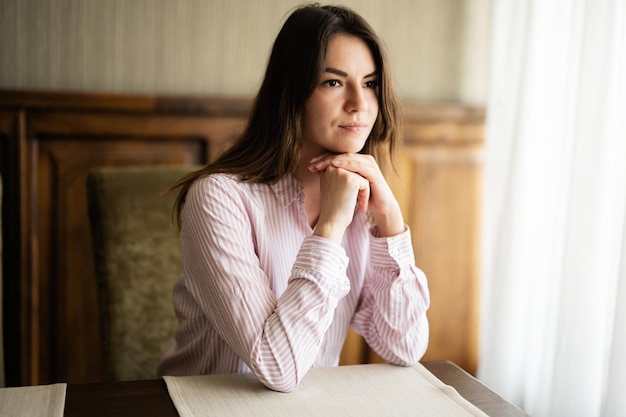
[0,383,66,417]
[164,363,488,417]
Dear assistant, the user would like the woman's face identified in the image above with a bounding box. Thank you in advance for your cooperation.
[301,33,379,157]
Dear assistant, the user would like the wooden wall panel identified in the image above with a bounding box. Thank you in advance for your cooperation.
[393,145,482,374]
[0,110,24,385]
[0,90,484,385]
[359,108,484,375]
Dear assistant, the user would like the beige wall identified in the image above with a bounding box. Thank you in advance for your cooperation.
[0,0,490,103]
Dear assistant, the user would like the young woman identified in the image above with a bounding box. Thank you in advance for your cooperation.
[157,4,430,392]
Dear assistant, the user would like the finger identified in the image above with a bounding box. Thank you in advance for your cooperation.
[357,188,370,212]
[331,156,378,181]
[308,155,337,172]
[309,152,337,165]
[308,160,327,172]
[356,177,371,213]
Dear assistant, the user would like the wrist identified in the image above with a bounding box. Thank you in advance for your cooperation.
[374,207,405,237]
[313,222,344,244]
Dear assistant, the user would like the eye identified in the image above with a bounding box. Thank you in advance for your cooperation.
[364,80,379,89]
[322,79,341,87]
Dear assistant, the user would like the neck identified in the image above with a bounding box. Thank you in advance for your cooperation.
[293,145,322,187]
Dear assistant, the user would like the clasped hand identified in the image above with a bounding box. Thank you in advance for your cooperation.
[308,153,405,242]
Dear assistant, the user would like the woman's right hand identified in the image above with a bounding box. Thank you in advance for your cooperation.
[313,164,370,244]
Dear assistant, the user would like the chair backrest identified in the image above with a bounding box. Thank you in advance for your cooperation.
[87,165,197,382]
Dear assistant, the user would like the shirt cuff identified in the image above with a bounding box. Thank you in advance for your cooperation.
[290,235,350,297]
[369,225,416,268]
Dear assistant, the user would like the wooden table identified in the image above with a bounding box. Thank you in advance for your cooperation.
[63,361,528,416]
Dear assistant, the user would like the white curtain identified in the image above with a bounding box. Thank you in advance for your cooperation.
[479,1,626,416]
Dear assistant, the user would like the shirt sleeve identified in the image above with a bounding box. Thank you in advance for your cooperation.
[180,175,350,392]
[351,225,430,365]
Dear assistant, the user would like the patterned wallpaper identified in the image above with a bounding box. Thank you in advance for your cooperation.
[0,0,489,104]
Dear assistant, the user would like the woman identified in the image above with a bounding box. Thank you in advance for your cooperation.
[157,4,430,392]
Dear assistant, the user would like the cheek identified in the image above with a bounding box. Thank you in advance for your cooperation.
[301,107,326,141]
[371,101,379,117]
[303,95,319,118]
[363,90,379,115]
[368,106,379,127]
[314,93,334,111]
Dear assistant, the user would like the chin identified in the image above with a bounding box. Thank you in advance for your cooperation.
[329,141,368,155]
[327,147,364,155]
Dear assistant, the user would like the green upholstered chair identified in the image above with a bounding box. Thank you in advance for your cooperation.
[87,165,197,382]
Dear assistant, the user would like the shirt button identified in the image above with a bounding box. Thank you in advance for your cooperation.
[391,248,399,256]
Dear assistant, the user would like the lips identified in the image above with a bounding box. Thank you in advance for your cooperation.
[339,122,368,132]
[340,122,367,128]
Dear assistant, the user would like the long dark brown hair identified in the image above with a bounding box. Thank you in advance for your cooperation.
[170,3,402,223]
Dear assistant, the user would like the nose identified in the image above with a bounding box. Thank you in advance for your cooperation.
[344,85,368,113]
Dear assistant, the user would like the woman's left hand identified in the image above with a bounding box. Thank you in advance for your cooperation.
[309,153,405,237]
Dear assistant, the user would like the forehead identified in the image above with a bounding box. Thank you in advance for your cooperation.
[324,33,377,72]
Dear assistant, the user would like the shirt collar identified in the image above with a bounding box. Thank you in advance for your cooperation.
[270,174,303,207]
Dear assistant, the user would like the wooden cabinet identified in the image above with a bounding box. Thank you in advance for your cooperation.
[0,90,484,385]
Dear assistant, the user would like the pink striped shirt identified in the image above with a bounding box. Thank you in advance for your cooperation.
[157,173,430,392]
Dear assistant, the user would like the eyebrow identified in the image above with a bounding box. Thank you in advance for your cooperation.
[324,67,379,78]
